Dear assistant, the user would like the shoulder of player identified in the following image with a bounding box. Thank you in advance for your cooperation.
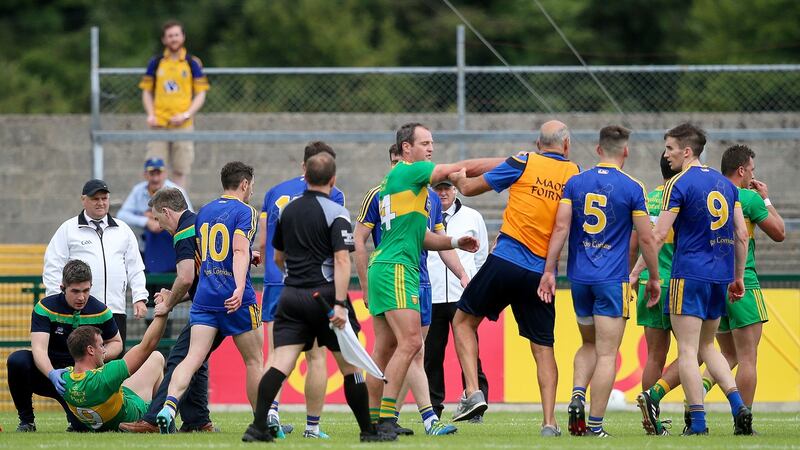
[35,294,67,315]
[188,54,204,68]
[316,195,350,219]
[663,166,692,193]
[614,169,647,193]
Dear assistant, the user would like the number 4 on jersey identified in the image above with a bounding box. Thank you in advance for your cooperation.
[380,195,396,230]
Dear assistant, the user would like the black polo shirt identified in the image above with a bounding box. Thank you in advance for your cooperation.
[273,190,354,288]
[172,210,200,298]
[30,293,118,366]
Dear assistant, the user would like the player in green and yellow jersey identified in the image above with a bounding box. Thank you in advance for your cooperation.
[630,155,680,391]
[704,145,784,408]
[61,306,171,431]
[367,122,501,438]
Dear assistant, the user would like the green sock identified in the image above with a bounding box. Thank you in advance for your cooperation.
[369,407,380,424]
[702,377,715,395]
[648,379,671,403]
[379,397,397,420]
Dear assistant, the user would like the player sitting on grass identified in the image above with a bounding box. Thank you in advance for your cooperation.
[61,309,171,431]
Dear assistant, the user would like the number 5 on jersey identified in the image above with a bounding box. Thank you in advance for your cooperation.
[583,193,608,234]
[199,223,230,262]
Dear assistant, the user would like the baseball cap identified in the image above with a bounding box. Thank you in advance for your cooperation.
[144,158,165,172]
[432,179,454,188]
[82,179,110,196]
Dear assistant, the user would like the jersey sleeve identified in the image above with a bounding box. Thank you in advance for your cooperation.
[484,155,527,193]
[138,57,159,92]
[235,204,258,242]
[30,302,51,333]
[404,161,436,187]
[331,188,346,207]
[98,309,120,341]
[559,177,576,206]
[173,225,197,263]
[260,189,273,221]
[330,215,355,253]
[663,176,684,212]
[100,360,130,391]
[189,56,210,93]
[742,190,769,224]
[357,188,380,229]
[631,183,648,217]
[430,193,444,232]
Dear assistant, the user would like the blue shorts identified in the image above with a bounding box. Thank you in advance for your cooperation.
[190,303,263,337]
[419,285,432,327]
[571,281,632,320]
[665,278,727,320]
[261,284,284,322]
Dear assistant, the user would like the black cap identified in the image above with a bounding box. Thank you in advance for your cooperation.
[82,179,110,196]
[432,179,454,188]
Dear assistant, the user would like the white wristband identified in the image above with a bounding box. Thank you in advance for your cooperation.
[450,236,459,249]
[764,198,772,207]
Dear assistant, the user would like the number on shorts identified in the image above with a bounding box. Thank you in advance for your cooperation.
[199,222,231,262]
[706,191,729,230]
[76,406,104,430]
[583,193,608,234]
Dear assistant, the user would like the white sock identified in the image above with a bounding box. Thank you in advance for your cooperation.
[305,424,320,434]
[423,414,437,430]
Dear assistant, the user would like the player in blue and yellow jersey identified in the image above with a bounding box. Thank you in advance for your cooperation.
[368,123,501,439]
[448,120,579,436]
[633,124,752,436]
[257,142,345,439]
[155,162,264,434]
[61,300,171,432]
[355,144,469,436]
[538,126,661,437]
[139,20,209,187]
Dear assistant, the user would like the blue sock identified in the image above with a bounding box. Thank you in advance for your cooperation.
[587,415,603,432]
[269,401,279,415]
[689,404,706,433]
[572,386,586,401]
[726,389,745,416]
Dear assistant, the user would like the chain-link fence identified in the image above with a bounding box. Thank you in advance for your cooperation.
[98,65,800,115]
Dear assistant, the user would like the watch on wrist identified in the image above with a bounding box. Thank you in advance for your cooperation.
[333,299,348,308]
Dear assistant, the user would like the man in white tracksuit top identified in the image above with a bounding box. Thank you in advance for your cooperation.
[43,179,149,345]
[424,180,490,421]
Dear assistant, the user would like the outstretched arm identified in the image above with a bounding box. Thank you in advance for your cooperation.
[430,158,504,186]
[123,314,169,375]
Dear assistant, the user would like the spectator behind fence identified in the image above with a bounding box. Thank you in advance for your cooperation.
[425,180,490,421]
[7,260,123,432]
[43,179,149,344]
[139,19,209,189]
[118,157,193,301]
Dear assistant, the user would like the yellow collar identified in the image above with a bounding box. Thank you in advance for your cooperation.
[597,162,620,169]
[162,47,187,61]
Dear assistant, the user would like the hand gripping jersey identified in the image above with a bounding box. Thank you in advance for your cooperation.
[62,360,148,431]
[193,195,258,311]
[639,185,675,287]
[357,185,443,286]
[369,161,436,270]
[561,163,648,283]
[260,176,345,286]
[662,166,740,283]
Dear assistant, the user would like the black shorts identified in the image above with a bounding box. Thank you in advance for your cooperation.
[457,254,555,346]
[273,284,361,352]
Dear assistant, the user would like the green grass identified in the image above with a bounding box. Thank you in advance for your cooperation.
[1,410,798,449]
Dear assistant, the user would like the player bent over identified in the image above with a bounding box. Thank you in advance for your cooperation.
[538,126,661,437]
[156,162,264,433]
[61,310,171,431]
[242,153,391,442]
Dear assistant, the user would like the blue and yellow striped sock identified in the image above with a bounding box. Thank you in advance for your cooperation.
[689,404,706,433]
[379,397,397,420]
[587,415,603,433]
[164,395,178,419]
[572,386,586,401]
[726,388,745,416]
[306,415,320,433]
[419,404,437,430]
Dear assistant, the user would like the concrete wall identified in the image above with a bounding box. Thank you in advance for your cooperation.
[2,113,798,245]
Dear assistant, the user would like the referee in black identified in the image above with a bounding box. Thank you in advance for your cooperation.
[242,151,393,443]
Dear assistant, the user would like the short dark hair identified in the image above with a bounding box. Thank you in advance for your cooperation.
[388,144,401,161]
[664,123,707,157]
[303,141,336,163]
[62,260,91,287]
[162,20,184,37]
[721,144,756,176]
[67,326,101,359]
[305,152,336,186]
[660,154,681,180]
[396,122,428,152]
[220,161,254,190]
[598,125,631,155]
[148,187,188,212]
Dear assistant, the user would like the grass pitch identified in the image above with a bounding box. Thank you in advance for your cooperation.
[1,410,798,449]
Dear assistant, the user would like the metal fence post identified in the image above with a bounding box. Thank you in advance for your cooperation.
[90,26,103,180]
[456,25,466,161]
